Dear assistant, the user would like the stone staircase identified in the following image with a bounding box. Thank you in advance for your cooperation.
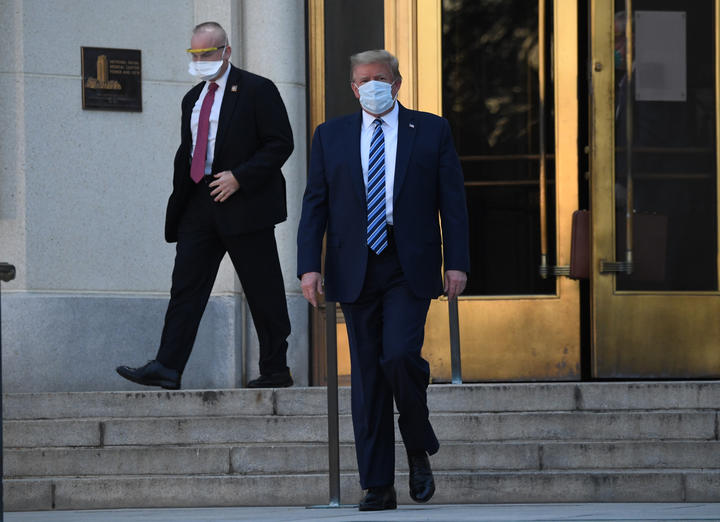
[5,382,720,511]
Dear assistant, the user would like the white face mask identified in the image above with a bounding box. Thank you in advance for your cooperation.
[356,80,396,115]
[188,47,227,81]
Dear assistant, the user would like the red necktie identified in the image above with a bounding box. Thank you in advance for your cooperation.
[190,82,219,183]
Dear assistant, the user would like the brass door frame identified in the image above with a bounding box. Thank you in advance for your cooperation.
[418,1,581,380]
[307,0,330,385]
[384,0,442,114]
[306,0,444,384]
[589,1,720,378]
[308,0,325,132]
[307,0,583,383]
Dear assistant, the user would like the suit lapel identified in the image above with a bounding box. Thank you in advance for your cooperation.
[347,111,366,205]
[393,104,416,203]
[182,83,204,142]
[214,65,242,162]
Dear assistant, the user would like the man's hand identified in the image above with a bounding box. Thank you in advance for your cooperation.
[209,170,240,202]
[444,270,467,301]
[301,272,324,307]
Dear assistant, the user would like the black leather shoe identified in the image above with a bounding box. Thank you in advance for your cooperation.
[408,452,435,503]
[116,360,181,390]
[246,369,293,388]
[359,485,397,511]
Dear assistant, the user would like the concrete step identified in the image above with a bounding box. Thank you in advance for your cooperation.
[7,470,720,511]
[6,382,720,511]
[3,389,276,420]
[7,381,720,420]
[5,410,716,448]
[8,441,720,478]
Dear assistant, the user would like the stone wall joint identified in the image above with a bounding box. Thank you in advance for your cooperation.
[272,391,279,416]
[573,385,584,411]
[681,473,687,502]
[98,421,105,448]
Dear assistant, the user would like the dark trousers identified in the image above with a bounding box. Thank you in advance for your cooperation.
[156,181,290,376]
[340,234,439,489]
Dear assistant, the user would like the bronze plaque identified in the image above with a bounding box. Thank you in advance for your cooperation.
[81,47,141,111]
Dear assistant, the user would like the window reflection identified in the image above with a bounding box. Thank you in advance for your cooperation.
[614,0,718,291]
[443,0,556,295]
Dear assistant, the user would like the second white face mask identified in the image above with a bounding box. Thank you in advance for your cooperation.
[187,46,228,81]
[188,59,223,81]
[357,80,396,115]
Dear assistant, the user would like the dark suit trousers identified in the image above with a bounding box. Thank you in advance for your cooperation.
[340,234,439,489]
[156,180,290,376]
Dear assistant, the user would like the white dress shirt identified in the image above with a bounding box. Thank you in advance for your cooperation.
[190,63,231,175]
[360,102,398,225]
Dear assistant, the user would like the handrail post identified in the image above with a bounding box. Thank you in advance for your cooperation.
[307,299,355,509]
[0,262,17,522]
[449,297,462,384]
[325,301,340,505]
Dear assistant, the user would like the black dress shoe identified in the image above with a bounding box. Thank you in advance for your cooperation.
[408,452,435,503]
[246,369,293,388]
[359,485,397,511]
[116,360,181,390]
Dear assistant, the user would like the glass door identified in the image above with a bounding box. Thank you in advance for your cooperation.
[401,0,582,381]
[590,0,720,377]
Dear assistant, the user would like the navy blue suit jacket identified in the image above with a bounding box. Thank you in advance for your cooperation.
[297,104,470,302]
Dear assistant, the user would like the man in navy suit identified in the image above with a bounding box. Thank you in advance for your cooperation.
[297,49,469,511]
[117,22,294,390]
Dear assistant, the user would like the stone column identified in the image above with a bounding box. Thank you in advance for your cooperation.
[193,0,309,385]
[236,0,309,385]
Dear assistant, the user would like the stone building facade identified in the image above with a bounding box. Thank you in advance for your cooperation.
[0,0,309,391]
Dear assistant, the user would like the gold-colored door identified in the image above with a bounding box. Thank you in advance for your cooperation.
[590,0,720,377]
[388,0,582,381]
[307,0,583,383]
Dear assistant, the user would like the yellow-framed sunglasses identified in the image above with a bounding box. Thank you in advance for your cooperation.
[186,45,226,59]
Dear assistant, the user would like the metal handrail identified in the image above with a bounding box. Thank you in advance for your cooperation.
[314,289,463,508]
[448,297,462,384]
[0,262,16,521]
[325,301,341,505]
[0,264,14,283]
[308,301,355,509]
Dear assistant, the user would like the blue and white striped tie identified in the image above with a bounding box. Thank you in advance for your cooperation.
[367,118,387,254]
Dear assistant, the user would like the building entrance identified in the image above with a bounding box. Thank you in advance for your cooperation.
[590,0,720,377]
[307,0,720,383]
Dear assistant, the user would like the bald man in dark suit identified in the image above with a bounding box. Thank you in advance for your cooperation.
[117,21,293,390]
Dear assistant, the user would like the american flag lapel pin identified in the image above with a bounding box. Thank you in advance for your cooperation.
[231,85,238,92]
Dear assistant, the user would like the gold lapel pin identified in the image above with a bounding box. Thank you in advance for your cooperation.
[231,85,238,92]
